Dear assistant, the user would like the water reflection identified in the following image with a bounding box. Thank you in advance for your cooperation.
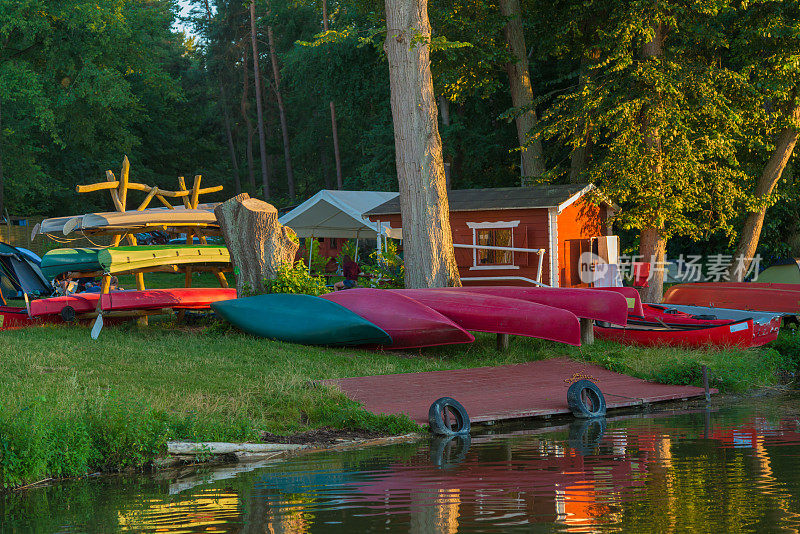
[6,397,800,532]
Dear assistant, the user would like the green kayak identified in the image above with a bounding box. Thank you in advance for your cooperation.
[97,245,229,274]
[211,294,393,346]
[41,248,101,279]
[40,245,230,279]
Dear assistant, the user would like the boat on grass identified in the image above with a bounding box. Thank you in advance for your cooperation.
[321,288,474,349]
[392,288,581,346]
[211,294,392,346]
[594,318,767,348]
[663,282,800,314]
[436,286,629,325]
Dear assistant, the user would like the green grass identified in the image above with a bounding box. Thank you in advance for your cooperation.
[0,315,797,488]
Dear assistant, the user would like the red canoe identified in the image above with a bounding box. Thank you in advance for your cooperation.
[29,293,100,316]
[392,289,581,346]
[591,286,645,316]
[663,283,800,313]
[434,286,629,325]
[29,288,237,317]
[321,288,474,349]
[101,288,237,311]
[594,318,767,348]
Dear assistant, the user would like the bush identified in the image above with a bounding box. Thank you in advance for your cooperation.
[362,240,404,288]
[263,261,328,296]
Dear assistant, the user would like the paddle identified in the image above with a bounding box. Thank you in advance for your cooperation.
[90,313,103,340]
[62,217,80,236]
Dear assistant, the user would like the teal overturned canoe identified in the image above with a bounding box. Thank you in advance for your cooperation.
[211,294,392,347]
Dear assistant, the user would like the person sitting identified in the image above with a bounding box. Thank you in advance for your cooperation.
[334,255,360,291]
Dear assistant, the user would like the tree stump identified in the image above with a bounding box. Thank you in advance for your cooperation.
[214,193,299,295]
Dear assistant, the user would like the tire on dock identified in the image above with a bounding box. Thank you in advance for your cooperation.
[567,379,607,418]
[428,397,470,436]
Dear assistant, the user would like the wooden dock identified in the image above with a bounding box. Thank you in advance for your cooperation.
[324,358,712,425]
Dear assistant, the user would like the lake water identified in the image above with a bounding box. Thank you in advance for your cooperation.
[4,394,800,532]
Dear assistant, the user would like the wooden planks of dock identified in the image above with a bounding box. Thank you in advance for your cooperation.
[324,358,712,425]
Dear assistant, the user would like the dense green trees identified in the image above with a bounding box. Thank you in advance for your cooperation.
[1,0,798,277]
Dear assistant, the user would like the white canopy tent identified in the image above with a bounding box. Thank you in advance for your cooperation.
[279,190,401,238]
[279,190,401,270]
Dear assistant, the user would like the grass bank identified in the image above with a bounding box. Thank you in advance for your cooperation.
[1,317,798,488]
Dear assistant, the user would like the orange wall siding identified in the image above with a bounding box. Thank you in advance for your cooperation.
[556,199,606,287]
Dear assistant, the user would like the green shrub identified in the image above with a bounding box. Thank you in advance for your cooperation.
[362,240,404,288]
[264,261,328,296]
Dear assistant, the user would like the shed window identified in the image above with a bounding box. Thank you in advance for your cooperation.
[466,220,520,270]
[477,228,513,265]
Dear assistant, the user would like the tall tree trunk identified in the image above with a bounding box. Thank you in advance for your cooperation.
[438,95,452,190]
[384,0,461,288]
[499,0,544,181]
[568,51,600,182]
[0,99,4,217]
[639,21,666,303]
[267,26,295,200]
[241,50,256,193]
[249,0,271,200]
[322,0,344,189]
[202,0,241,195]
[728,100,800,281]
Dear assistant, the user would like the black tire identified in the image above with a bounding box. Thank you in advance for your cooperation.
[567,417,607,456]
[428,397,470,436]
[567,379,607,418]
[60,305,77,323]
[429,434,471,469]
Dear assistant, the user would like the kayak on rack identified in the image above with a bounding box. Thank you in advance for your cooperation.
[40,245,231,280]
[29,288,237,318]
[391,288,581,346]
[321,288,474,349]
[211,293,392,347]
[432,286,629,325]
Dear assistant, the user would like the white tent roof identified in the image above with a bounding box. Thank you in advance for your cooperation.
[279,190,400,239]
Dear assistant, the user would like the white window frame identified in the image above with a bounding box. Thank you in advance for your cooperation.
[466,220,520,270]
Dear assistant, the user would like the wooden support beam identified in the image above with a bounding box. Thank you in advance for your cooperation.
[191,175,201,209]
[156,194,174,209]
[104,171,125,212]
[76,181,222,199]
[136,187,159,211]
[177,176,192,208]
[580,318,594,346]
[496,333,509,352]
[119,156,130,210]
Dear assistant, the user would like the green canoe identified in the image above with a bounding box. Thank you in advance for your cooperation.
[97,245,229,274]
[211,294,393,346]
[41,248,101,279]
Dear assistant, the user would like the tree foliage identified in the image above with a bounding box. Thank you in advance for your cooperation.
[1,0,798,261]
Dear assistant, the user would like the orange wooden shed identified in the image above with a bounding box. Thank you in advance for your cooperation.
[365,183,617,288]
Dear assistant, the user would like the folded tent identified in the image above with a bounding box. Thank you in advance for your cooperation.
[0,241,52,300]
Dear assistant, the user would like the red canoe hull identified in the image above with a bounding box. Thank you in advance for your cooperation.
[663,283,800,313]
[321,288,474,349]
[594,319,768,348]
[29,288,237,317]
[438,286,629,325]
[392,289,581,346]
[590,286,646,316]
[101,288,237,311]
